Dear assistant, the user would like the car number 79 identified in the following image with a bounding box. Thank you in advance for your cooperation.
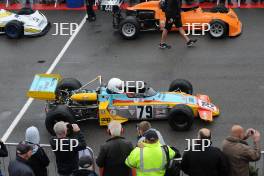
[136,106,153,119]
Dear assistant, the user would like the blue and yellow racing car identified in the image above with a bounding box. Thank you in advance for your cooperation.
[27,74,220,135]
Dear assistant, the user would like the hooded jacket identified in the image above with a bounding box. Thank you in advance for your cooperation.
[25,126,50,176]
[222,136,261,176]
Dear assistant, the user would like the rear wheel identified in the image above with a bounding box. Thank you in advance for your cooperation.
[209,20,228,38]
[168,104,194,131]
[45,105,76,136]
[55,78,82,98]
[5,20,24,39]
[119,16,140,39]
[169,79,193,95]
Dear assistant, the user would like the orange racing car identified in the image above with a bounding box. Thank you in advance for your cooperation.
[100,0,242,39]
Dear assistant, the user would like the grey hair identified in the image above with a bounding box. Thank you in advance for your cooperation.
[53,121,67,138]
[108,121,122,137]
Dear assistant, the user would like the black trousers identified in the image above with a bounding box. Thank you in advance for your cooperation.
[86,0,96,17]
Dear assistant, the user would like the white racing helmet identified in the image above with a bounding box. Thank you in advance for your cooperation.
[107,78,124,94]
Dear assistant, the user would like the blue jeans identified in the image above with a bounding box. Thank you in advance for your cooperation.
[0,169,3,176]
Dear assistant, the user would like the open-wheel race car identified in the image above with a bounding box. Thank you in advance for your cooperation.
[0,8,50,39]
[27,74,220,135]
[99,0,242,39]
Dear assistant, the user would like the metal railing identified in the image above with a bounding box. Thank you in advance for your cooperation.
[0,142,96,176]
[1,143,264,176]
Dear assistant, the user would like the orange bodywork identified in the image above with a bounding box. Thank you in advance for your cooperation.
[127,1,242,37]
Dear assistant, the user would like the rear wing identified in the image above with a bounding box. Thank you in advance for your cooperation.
[27,74,61,100]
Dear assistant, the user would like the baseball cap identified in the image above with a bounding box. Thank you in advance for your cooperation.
[16,142,33,155]
[144,129,158,142]
[79,156,93,168]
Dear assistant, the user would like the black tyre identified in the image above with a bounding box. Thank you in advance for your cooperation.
[5,20,24,39]
[45,105,76,135]
[209,20,228,38]
[55,78,82,97]
[210,6,229,13]
[119,16,140,39]
[169,79,193,95]
[168,104,194,131]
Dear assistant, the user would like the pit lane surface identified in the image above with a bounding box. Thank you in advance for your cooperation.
[2,9,264,158]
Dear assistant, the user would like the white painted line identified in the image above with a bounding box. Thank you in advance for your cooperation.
[47,15,87,74]
[1,14,88,143]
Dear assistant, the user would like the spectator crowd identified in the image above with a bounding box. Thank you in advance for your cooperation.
[0,120,261,176]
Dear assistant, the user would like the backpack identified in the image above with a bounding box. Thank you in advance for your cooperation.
[162,145,181,176]
[159,0,168,12]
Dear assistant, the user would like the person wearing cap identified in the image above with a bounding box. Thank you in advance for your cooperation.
[181,128,229,176]
[50,122,87,176]
[125,130,175,176]
[137,121,165,146]
[73,155,98,176]
[8,141,35,176]
[25,126,50,176]
[96,120,133,176]
[0,140,8,176]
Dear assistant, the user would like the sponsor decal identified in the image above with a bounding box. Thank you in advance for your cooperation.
[128,109,136,116]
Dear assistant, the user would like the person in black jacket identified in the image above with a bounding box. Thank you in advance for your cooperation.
[0,141,8,176]
[181,128,230,176]
[50,122,87,176]
[25,126,50,176]
[8,142,35,176]
[160,0,197,48]
[96,121,134,176]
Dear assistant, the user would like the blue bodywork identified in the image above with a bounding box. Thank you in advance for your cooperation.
[98,87,197,106]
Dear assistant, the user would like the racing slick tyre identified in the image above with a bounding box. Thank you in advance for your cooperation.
[210,6,229,13]
[5,20,24,39]
[168,104,194,131]
[209,20,228,38]
[169,79,193,95]
[45,105,76,135]
[119,16,140,39]
[55,78,82,98]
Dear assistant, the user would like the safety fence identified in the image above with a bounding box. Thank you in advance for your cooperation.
[0,142,264,176]
[1,0,251,8]
[0,142,96,176]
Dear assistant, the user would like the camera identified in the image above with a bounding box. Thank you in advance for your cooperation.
[250,129,256,135]
[66,123,74,137]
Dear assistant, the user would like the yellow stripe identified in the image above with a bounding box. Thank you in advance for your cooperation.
[24,28,41,33]
[0,11,12,18]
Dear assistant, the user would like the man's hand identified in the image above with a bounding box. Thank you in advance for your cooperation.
[245,128,256,139]
[72,124,80,133]
[253,130,260,143]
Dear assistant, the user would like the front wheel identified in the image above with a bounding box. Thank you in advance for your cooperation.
[169,79,193,95]
[209,20,228,38]
[5,20,24,39]
[168,104,194,131]
[119,16,140,39]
